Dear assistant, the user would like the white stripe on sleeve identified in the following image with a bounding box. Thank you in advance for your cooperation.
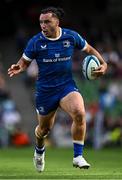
[22,53,33,61]
[81,41,87,51]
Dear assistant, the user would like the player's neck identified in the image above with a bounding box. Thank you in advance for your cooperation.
[52,27,61,38]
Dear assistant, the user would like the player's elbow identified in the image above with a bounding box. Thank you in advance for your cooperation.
[84,43,92,54]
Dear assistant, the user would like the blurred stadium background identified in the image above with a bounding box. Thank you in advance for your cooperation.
[0,0,122,178]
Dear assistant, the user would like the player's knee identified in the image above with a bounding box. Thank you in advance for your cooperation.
[35,126,41,139]
[35,125,50,139]
[73,109,85,124]
[42,127,51,137]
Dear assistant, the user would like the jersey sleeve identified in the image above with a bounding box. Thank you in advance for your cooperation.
[23,38,36,61]
[74,32,87,50]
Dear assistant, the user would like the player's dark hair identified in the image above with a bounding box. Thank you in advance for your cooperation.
[40,7,65,20]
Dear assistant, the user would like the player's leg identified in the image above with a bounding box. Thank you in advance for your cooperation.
[60,91,90,169]
[34,110,57,172]
[35,110,57,147]
[60,92,86,150]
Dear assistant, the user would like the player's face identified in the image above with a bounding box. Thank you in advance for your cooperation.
[39,13,59,38]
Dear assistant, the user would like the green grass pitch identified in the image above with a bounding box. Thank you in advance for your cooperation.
[0,146,122,179]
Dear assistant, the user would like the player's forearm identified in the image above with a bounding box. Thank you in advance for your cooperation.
[17,57,31,72]
[85,44,107,67]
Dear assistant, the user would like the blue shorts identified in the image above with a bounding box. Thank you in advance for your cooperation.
[35,81,79,115]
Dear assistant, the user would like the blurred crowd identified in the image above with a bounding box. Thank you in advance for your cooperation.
[0,61,30,148]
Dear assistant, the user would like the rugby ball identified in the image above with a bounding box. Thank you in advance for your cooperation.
[82,55,100,80]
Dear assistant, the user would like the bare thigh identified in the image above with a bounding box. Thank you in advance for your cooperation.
[37,110,57,130]
[59,91,85,118]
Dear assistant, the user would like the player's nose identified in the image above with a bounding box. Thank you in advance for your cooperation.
[41,23,47,29]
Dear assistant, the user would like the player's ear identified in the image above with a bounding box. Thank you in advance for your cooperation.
[56,18,59,26]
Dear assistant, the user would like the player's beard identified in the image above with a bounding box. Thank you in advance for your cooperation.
[43,27,57,38]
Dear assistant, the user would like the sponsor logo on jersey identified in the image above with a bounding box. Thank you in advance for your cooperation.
[43,56,71,63]
[55,53,60,58]
[38,106,45,113]
[63,40,70,48]
[41,45,47,49]
[74,87,79,91]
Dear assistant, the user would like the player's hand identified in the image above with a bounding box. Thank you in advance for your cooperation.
[8,64,22,77]
[92,63,107,78]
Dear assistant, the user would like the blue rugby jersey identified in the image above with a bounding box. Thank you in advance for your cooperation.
[23,28,87,91]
